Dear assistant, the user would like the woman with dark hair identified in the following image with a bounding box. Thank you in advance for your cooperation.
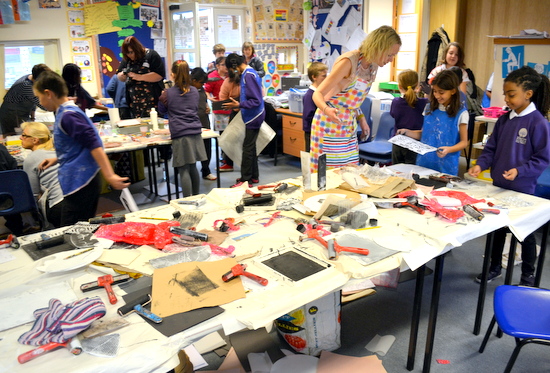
[242,41,265,78]
[222,53,265,187]
[62,63,107,111]
[116,36,165,118]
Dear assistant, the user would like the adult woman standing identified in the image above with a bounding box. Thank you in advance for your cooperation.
[310,25,401,172]
[427,42,469,95]
[242,41,265,78]
[20,122,64,227]
[116,36,165,118]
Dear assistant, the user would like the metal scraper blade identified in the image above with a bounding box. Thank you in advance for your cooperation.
[81,333,120,358]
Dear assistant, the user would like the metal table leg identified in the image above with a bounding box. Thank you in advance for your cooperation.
[473,231,494,335]
[407,264,426,371]
[422,253,446,373]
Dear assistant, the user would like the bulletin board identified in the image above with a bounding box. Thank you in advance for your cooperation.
[252,0,304,42]
[94,0,166,93]
[303,0,363,68]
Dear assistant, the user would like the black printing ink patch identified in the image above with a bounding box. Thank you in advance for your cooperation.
[169,268,218,297]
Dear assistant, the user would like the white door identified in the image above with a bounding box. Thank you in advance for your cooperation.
[171,3,200,68]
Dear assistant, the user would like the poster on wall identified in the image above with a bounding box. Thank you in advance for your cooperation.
[39,0,61,8]
[68,9,84,23]
[501,46,524,78]
[71,39,91,53]
[84,2,121,36]
[253,0,303,42]
[74,54,92,67]
[69,25,86,38]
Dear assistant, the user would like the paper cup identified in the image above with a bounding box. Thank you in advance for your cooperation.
[108,108,120,124]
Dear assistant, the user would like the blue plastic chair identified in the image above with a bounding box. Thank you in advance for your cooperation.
[358,111,395,164]
[479,285,550,373]
[0,169,45,230]
[357,97,374,142]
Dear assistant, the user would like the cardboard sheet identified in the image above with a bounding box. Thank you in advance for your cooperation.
[151,258,245,317]
[317,350,387,373]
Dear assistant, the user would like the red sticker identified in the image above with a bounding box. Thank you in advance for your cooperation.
[436,359,450,364]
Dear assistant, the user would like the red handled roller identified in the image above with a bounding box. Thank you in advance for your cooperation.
[222,264,268,286]
[18,339,81,364]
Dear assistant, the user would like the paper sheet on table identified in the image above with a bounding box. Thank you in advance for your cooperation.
[317,350,387,373]
[0,249,16,264]
[366,334,396,356]
[218,112,275,166]
[120,245,166,276]
[151,258,245,317]
[97,248,141,266]
[389,135,438,155]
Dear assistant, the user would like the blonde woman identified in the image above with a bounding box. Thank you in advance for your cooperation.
[20,122,64,227]
[310,25,401,171]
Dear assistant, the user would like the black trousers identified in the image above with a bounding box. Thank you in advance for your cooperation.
[490,227,537,276]
[240,128,259,182]
[60,173,101,227]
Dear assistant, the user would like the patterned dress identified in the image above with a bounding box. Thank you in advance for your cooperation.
[310,52,377,172]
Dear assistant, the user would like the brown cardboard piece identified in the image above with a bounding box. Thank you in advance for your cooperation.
[339,176,415,198]
[151,258,245,317]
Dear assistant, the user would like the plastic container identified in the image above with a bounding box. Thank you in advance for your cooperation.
[482,107,506,118]
[288,89,307,113]
[150,108,158,131]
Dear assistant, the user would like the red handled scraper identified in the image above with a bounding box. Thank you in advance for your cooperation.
[222,264,268,286]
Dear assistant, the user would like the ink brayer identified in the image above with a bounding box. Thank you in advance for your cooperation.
[117,294,162,323]
[169,226,209,241]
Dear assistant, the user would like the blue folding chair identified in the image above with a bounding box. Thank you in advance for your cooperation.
[358,111,395,165]
[0,169,45,232]
[479,285,550,373]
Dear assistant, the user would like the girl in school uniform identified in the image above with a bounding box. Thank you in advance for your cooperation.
[158,60,207,197]
[392,69,429,164]
[469,66,550,286]
[222,53,265,188]
[414,69,469,175]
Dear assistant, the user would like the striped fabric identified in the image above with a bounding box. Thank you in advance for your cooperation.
[18,297,106,346]
[323,135,360,168]
[3,75,39,107]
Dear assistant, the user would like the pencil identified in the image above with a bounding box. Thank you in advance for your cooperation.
[64,247,94,260]
[355,226,381,231]
[139,217,169,220]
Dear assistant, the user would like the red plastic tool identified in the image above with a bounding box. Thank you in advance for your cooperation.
[97,275,118,304]
[222,264,268,286]
[18,339,81,364]
[327,238,370,260]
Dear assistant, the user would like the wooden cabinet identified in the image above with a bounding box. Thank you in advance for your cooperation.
[276,108,305,158]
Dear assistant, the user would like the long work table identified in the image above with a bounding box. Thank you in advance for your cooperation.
[1,165,549,373]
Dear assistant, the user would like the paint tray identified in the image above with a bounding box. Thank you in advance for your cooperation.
[254,247,332,284]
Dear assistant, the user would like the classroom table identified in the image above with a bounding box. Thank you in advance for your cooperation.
[1,167,549,372]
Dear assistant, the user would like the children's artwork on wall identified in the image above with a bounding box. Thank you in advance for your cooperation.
[253,0,303,42]
[67,0,84,8]
[139,5,158,23]
[38,0,60,7]
[502,46,524,77]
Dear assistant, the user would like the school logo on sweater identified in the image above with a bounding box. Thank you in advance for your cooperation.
[516,128,528,145]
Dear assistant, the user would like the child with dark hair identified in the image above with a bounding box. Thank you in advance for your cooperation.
[469,66,550,286]
[158,61,207,197]
[392,69,429,164]
[33,71,129,226]
[222,53,265,187]
[414,69,469,175]
[303,62,328,152]
[62,63,108,112]
[190,67,216,181]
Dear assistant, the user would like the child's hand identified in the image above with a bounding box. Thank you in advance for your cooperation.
[107,174,131,190]
[468,165,481,177]
[222,97,239,110]
[396,129,408,136]
[503,168,518,181]
[205,106,211,115]
[436,147,449,158]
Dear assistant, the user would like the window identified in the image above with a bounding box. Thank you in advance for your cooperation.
[0,40,61,90]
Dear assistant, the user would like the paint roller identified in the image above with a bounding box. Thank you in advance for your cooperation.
[117,294,162,324]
